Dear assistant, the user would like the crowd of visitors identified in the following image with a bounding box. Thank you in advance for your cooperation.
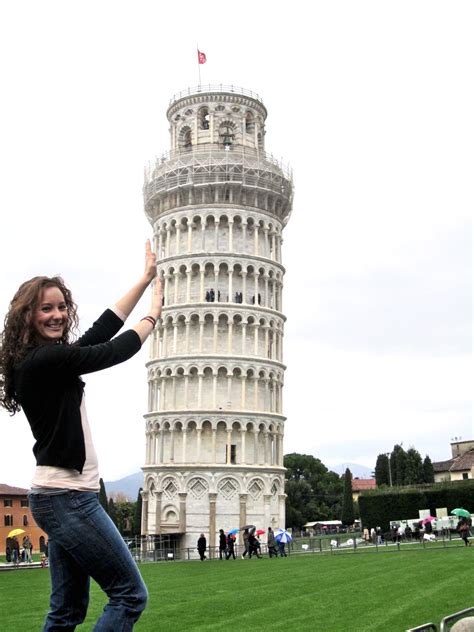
[196,526,288,560]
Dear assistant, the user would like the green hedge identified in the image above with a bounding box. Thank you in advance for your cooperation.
[358,480,474,531]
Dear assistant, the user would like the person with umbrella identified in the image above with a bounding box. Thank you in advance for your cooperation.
[274,528,292,557]
[457,518,472,546]
[241,528,250,559]
[248,531,262,558]
[225,532,236,560]
[0,241,161,629]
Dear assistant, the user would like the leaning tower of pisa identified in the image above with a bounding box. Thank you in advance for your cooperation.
[141,85,293,555]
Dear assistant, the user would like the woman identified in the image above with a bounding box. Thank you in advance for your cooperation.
[0,240,161,631]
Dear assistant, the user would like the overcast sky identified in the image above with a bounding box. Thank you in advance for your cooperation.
[0,1,472,489]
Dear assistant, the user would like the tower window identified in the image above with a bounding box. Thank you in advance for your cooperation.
[226,444,237,464]
[199,107,210,130]
[245,112,255,134]
[4,515,13,526]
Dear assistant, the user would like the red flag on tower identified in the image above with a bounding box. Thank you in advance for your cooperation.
[197,50,207,64]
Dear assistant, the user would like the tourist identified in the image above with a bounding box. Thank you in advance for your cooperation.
[457,518,471,547]
[226,533,236,560]
[267,527,278,558]
[241,528,250,558]
[0,240,161,629]
[248,532,262,558]
[197,533,207,560]
[218,529,227,559]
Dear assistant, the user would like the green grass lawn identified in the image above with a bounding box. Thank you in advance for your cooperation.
[1,546,473,631]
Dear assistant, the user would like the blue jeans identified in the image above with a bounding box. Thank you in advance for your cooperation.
[29,491,148,631]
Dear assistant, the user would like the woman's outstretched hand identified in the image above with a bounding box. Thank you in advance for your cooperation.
[144,239,157,284]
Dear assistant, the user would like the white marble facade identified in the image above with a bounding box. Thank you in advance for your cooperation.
[142,86,293,553]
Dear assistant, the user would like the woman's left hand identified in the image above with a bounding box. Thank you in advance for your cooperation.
[144,239,157,283]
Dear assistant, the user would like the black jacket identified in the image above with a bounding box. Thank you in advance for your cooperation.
[14,309,141,473]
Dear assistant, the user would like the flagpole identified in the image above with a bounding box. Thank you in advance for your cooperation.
[197,44,201,86]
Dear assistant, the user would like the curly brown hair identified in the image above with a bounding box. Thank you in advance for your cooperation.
[0,276,79,414]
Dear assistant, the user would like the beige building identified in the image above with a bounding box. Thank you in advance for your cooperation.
[433,440,474,483]
[141,85,293,555]
[351,478,376,502]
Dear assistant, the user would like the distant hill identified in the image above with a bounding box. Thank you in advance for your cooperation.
[329,463,374,479]
[104,471,143,500]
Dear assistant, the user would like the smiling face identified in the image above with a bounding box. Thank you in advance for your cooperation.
[33,285,68,343]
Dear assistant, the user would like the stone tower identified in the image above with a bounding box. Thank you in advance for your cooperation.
[141,85,293,556]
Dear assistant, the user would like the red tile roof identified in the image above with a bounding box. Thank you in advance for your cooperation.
[352,479,376,491]
[0,484,29,496]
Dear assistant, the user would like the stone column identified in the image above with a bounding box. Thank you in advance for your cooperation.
[212,428,217,462]
[176,225,181,255]
[242,271,247,303]
[227,320,233,353]
[241,323,247,355]
[187,224,193,253]
[228,267,233,303]
[173,272,179,304]
[239,494,247,545]
[212,374,217,408]
[226,430,232,463]
[181,428,187,463]
[240,374,246,409]
[228,219,233,251]
[179,492,187,535]
[209,493,217,556]
[196,428,202,461]
[185,320,191,353]
[186,270,192,302]
[155,491,162,535]
[199,269,205,302]
[141,491,149,535]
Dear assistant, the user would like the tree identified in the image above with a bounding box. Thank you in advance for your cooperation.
[405,447,424,484]
[108,498,117,526]
[341,468,354,526]
[422,456,435,484]
[133,488,143,537]
[375,445,435,487]
[284,453,344,529]
[374,454,390,486]
[391,444,408,485]
[98,478,109,514]
[114,500,135,536]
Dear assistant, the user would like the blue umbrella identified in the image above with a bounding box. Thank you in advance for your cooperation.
[274,528,292,544]
[228,528,239,536]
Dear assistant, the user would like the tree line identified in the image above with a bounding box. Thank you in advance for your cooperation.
[374,445,434,487]
[285,444,436,531]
